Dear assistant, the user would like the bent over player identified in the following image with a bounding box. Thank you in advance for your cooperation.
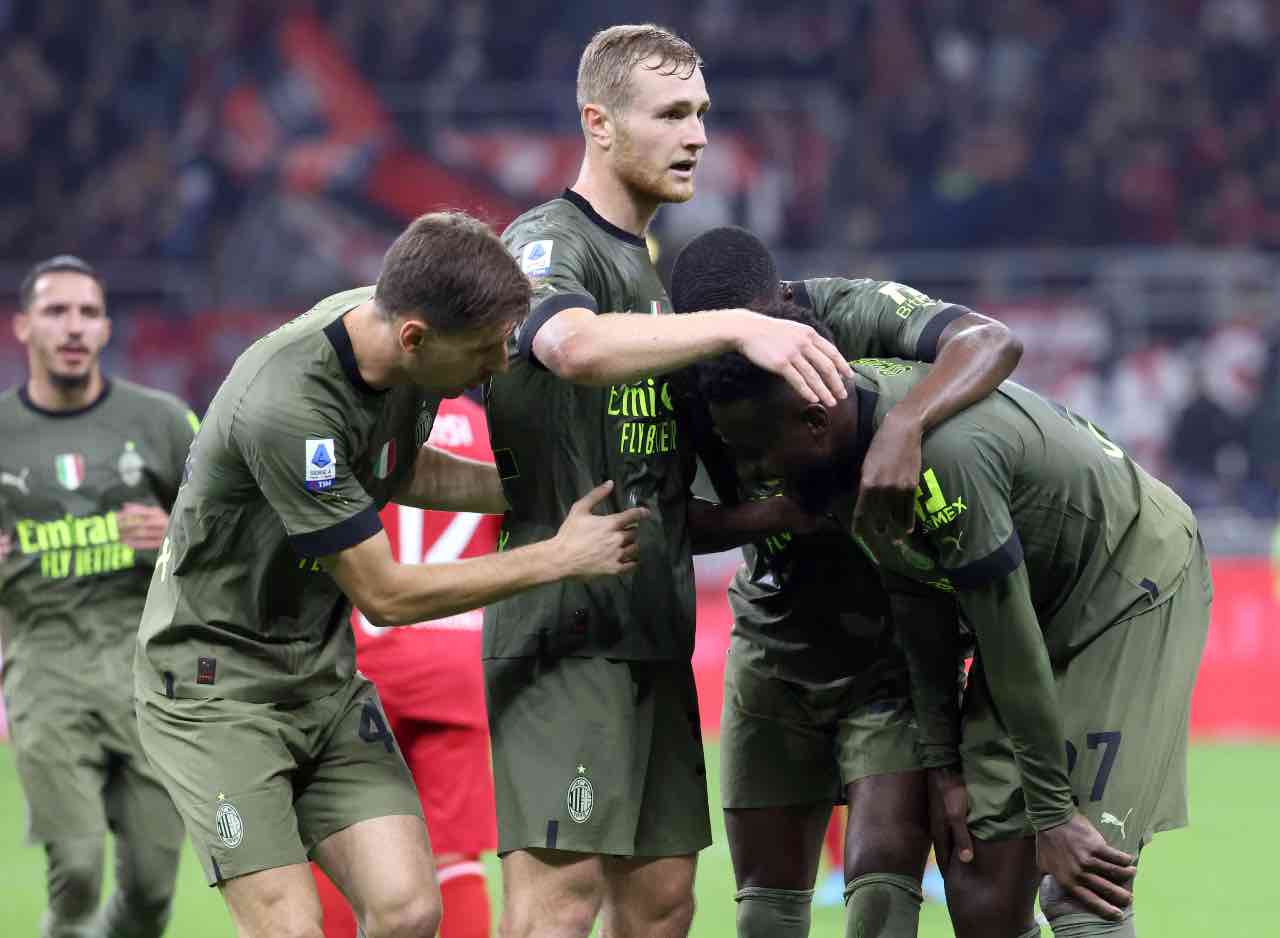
[134,212,647,938]
[669,226,1020,938]
[1,256,197,938]
[700,304,1211,938]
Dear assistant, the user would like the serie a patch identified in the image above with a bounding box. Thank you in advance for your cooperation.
[519,240,553,277]
[305,438,337,491]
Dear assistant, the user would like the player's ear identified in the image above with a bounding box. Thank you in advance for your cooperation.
[13,310,30,344]
[582,102,614,150]
[398,316,430,355]
[801,402,830,440]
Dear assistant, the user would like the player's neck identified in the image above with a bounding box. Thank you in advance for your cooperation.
[570,163,657,238]
[342,301,398,390]
[25,368,105,412]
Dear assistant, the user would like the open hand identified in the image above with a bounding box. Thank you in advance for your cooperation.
[1037,813,1137,920]
[734,313,853,407]
[927,766,975,869]
[553,481,649,578]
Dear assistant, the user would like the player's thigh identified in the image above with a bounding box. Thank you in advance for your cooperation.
[103,734,186,898]
[312,814,439,931]
[719,650,843,813]
[293,678,425,858]
[220,862,325,938]
[724,803,831,891]
[602,853,698,932]
[843,770,931,879]
[485,656,647,857]
[134,692,311,885]
[5,692,109,842]
[630,660,712,858]
[1057,547,1212,858]
[500,848,608,933]
[400,718,497,856]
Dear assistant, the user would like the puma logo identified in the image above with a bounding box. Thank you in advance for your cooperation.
[941,532,963,551]
[1,468,30,495]
[1100,808,1133,841]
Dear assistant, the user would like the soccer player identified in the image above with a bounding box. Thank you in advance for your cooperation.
[133,212,650,938]
[0,255,197,938]
[699,303,1211,938]
[668,226,1021,938]
[310,393,500,938]
[485,24,852,938]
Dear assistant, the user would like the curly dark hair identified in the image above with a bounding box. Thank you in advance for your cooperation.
[698,299,836,405]
[669,226,778,314]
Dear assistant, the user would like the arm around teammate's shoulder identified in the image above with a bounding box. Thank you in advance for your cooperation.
[532,306,852,406]
[324,481,646,627]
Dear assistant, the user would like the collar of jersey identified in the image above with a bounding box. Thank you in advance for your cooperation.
[323,316,387,397]
[851,382,879,473]
[561,189,648,249]
[18,379,113,418]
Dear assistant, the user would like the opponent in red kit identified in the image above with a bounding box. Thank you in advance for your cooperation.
[313,393,498,938]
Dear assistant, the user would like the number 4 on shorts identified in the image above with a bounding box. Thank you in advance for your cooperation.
[1064,731,1122,802]
[358,699,395,753]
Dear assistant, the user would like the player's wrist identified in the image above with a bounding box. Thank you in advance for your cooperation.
[1029,801,1078,834]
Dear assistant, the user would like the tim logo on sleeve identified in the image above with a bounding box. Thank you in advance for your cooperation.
[305,439,337,492]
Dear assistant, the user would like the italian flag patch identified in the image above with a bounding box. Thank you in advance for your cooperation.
[374,439,396,479]
[55,453,86,490]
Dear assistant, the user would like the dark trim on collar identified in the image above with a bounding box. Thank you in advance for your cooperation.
[561,189,648,249]
[851,382,879,473]
[19,379,112,418]
[323,317,384,396]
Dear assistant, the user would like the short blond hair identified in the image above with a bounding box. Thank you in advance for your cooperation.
[576,24,702,116]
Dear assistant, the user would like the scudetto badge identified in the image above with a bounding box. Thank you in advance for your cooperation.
[567,775,594,823]
[215,798,244,848]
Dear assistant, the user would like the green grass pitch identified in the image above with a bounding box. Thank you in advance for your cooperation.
[2,742,1275,935]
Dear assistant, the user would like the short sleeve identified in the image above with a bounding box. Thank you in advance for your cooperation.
[233,394,381,559]
[808,278,971,362]
[505,224,599,366]
[159,397,199,508]
[916,423,1023,588]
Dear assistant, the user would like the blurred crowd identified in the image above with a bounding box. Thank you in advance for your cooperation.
[2,0,1280,523]
[4,0,1280,257]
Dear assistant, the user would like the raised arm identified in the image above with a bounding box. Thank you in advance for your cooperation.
[531,306,852,406]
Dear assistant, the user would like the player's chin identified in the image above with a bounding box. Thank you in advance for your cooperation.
[662,178,696,203]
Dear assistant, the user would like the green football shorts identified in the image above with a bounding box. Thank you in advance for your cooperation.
[719,634,922,809]
[136,673,423,885]
[484,655,712,858]
[962,538,1213,854]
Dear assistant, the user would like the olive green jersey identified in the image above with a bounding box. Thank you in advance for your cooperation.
[0,379,196,689]
[135,287,442,703]
[485,191,694,660]
[849,359,1197,659]
[717,278,970,685]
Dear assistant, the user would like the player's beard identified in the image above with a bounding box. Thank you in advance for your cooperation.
[44,348,94,390]
[614,126,693,206]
